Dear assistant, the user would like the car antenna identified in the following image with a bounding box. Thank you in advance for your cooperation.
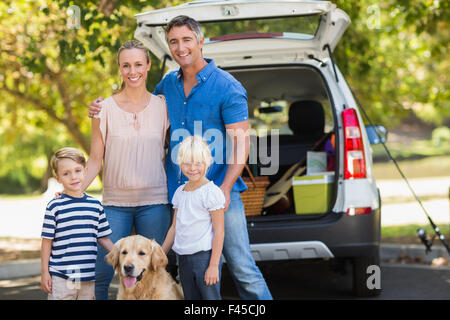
[350,87,450,255]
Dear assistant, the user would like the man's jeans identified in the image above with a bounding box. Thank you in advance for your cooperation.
[94,204,171,300]
[223,191,273,300]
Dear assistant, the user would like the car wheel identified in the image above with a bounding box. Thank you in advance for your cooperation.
[352,249,382,297]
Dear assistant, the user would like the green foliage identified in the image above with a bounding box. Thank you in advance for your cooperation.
[332,0,449,126]
[431,126,450,147]
[0,0,448,194]
[0,0,171,194]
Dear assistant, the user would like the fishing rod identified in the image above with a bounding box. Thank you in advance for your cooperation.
[351,89,450,255]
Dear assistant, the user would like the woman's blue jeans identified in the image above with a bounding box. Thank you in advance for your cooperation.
[223,191,273,300]
[94,204,171,300]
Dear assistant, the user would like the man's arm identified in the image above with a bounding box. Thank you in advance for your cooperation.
[221,120,250,211]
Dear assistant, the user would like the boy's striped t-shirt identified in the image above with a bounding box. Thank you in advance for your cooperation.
[41,193,111,282]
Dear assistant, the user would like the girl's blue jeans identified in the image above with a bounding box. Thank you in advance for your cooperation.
[178,250,222,300]
[94,204,171,300]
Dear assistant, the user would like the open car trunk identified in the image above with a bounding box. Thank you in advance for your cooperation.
[227,65,338,219]
[135,0,350,69]
[133,0,348,220]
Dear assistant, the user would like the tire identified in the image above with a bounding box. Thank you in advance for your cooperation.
[352,249,382,297]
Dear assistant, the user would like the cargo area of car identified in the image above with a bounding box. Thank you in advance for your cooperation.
[227,64,338,221]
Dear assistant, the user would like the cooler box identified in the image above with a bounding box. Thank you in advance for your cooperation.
[292,173,334,214]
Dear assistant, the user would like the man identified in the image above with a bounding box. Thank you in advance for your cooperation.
[90,15,272,300]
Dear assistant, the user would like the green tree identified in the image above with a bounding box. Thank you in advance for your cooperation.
[0,0,169,192]
[0,0,448,194]
[333,0,449,126]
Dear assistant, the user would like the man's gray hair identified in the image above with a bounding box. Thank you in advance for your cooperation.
[165,15,204,42]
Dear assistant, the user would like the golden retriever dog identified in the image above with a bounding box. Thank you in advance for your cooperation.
[106,235,183,300]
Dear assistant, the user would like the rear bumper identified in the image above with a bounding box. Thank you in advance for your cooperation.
[247,208,381,260]
[250,241,334,261]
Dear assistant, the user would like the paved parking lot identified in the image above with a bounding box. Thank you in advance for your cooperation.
[0,177,448,300]
[1,261,449,300]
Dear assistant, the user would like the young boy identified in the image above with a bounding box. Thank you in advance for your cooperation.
[40,147,114,300]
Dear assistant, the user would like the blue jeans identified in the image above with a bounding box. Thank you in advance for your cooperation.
[223,191,273,300]
[95,204,171,300]
[178,250,222,300]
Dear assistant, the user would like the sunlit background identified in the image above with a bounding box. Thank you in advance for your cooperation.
[0,1,448,260]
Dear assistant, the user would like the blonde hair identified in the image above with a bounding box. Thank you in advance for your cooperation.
[116,40,151,93]
[51,147,86,175]
[177,135,213,168]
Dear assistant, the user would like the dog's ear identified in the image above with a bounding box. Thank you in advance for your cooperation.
[149,240,168,271]
[106,239,122,271]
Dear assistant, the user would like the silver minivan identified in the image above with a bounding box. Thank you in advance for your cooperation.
[135,0,385,297]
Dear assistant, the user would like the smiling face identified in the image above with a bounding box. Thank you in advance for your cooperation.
[54,158,86,197]
[180,160,207,183]
[167,25,204,69]
[118,236,152,288]
[118,48,151,89]
[106,235,168,290]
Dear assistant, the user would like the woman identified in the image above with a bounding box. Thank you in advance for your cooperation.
[83,40,171,300]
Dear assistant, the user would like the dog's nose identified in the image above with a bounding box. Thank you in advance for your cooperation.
[124,263,134,274]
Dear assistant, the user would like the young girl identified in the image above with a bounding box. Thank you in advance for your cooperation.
[162,135,225,300]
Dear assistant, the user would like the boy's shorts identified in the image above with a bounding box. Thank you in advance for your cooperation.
[48,276,95,300]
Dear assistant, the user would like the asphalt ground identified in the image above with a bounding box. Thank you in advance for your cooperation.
[0,177,448,300]
[0,261,449,300]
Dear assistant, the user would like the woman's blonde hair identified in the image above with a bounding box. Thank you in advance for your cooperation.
[177,135,213,168]
[116,40,151,93]
[50,147,86,175]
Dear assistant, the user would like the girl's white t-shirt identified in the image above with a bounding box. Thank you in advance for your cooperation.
[171,181,226,255]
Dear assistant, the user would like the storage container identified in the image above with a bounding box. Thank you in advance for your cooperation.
[292,173,334,214]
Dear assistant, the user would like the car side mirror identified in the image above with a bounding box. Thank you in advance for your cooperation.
[366,125,387,144]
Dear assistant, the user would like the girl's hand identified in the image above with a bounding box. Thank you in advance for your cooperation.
[204,265,219,286]
[219,185,231,212]
[41,271,52,294]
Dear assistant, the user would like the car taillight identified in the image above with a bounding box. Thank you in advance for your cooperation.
[342,108,366,179]
[346,207,372,216]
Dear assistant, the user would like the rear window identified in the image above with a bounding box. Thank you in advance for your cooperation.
[202,15,320,42]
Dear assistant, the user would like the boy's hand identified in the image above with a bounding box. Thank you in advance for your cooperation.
[54,192,62,199]
[204,265,219,286]
[88,97,104,118]
[41,271,52,294]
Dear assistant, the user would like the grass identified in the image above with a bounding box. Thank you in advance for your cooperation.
[372,154,450,180]
[381,223,450,245]
[382,223,450,238]
[371,137,450,161]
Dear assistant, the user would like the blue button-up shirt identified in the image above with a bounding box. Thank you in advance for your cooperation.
[154,59,249,201]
